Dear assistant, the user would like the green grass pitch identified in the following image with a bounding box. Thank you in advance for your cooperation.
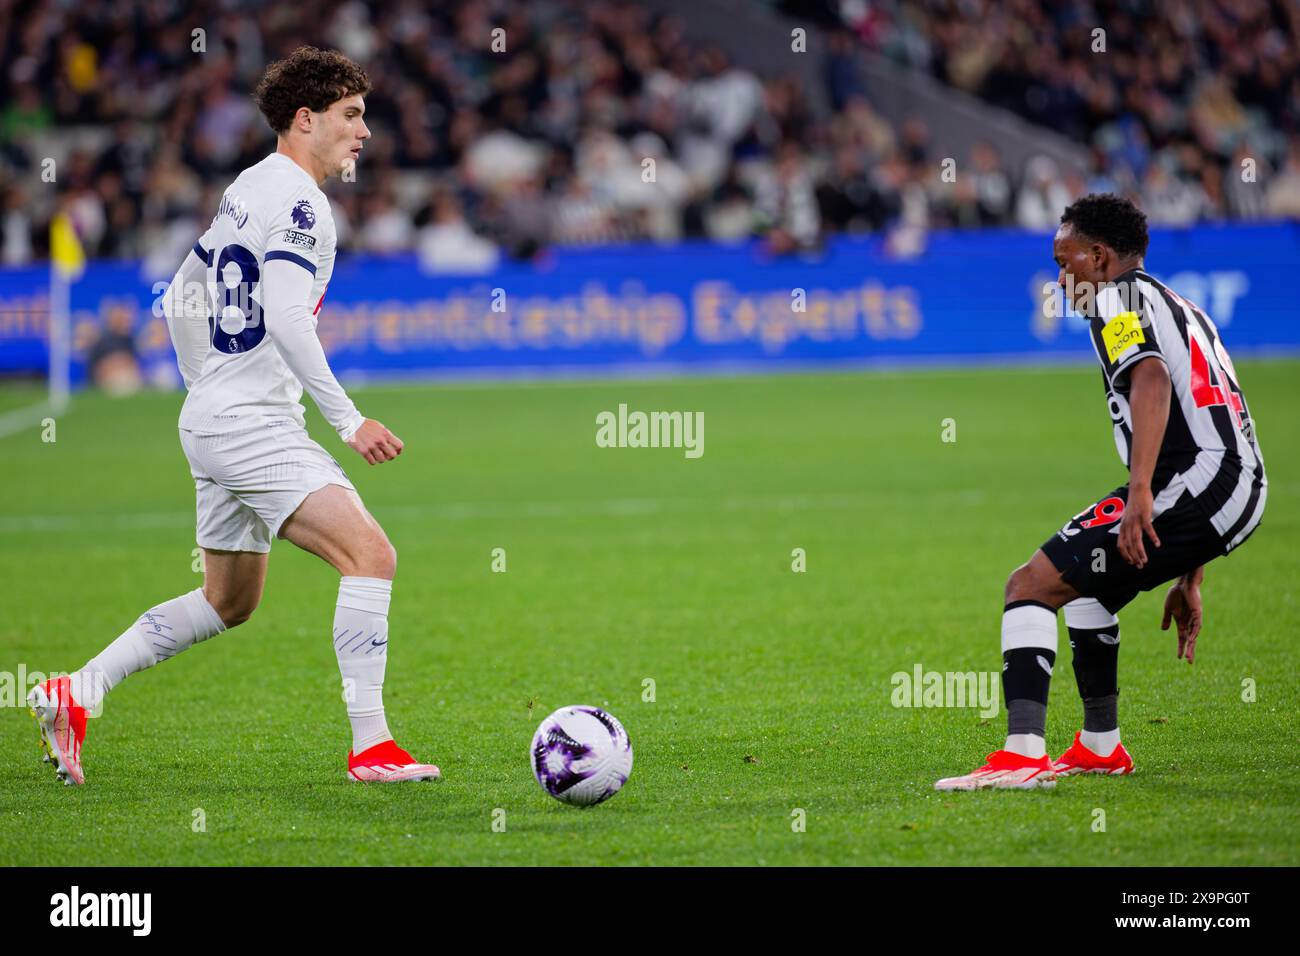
[1,361,1296,866]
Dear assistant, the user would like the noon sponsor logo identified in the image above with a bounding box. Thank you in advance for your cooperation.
[1102,311,1146,363]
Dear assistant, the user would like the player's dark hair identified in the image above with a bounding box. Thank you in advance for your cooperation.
[1060,193,1149,259]
[253,46,370,135]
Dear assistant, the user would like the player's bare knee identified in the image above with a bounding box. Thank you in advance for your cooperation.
[1005,559,1072,609]
[1005,562,1049,606]
[338,532,395,579]
[368,536,397,580]
[204,589,258,628]
[221,598,259,628]
[223,606,256,628]
[1004,563,1030,604]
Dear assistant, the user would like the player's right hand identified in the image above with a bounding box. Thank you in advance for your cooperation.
[1117,484,1160,568]
[347,418,403,465]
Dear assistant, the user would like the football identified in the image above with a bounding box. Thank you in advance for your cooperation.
[530,706,633,807]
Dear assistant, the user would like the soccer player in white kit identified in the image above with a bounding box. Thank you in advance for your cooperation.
[28,47,439,785]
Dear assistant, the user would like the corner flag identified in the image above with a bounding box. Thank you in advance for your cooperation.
[50,211,85,281]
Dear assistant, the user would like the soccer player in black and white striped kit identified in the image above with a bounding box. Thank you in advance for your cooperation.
[937,194,1266,790]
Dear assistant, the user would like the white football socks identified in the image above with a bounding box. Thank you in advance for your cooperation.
[73,588,226,715]
[1081,728,1122,756]
[1064,598,1123,756]
[333,576,393,754]
[1003,733,1048,759]
[1001,603,1058,759]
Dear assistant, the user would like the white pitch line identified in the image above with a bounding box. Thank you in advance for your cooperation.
[0,492,898,536]
[0,401,56,440]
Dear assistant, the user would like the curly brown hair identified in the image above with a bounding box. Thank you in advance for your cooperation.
[253,46,371,135]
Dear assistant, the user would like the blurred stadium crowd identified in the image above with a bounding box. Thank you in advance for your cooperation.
[832,0,1300,222]
[1,0,1297,270]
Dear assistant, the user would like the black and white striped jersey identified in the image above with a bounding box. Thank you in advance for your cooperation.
[1088,268,1266,552]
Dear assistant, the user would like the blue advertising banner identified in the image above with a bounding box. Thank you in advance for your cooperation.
[1,223,1296,387]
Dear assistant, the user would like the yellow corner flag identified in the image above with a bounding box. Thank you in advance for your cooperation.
[50,210,85,281]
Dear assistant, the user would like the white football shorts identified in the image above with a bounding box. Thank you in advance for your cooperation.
[180,419,355,553]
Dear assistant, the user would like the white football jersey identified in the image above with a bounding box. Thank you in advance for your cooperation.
[177,153,350,435]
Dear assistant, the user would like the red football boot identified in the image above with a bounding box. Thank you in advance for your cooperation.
[347,739,440,782]
[1052,732,1134,776]
[935,749,1056,791]
[28,675,87,786]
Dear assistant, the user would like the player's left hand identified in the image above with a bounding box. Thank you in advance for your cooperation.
[1162,580,1202,664]
[1117,484,1160,568]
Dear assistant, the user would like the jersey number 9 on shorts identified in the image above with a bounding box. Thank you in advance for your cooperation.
[208,243,266,354]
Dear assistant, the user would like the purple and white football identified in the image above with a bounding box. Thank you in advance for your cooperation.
[531,706,633,807]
